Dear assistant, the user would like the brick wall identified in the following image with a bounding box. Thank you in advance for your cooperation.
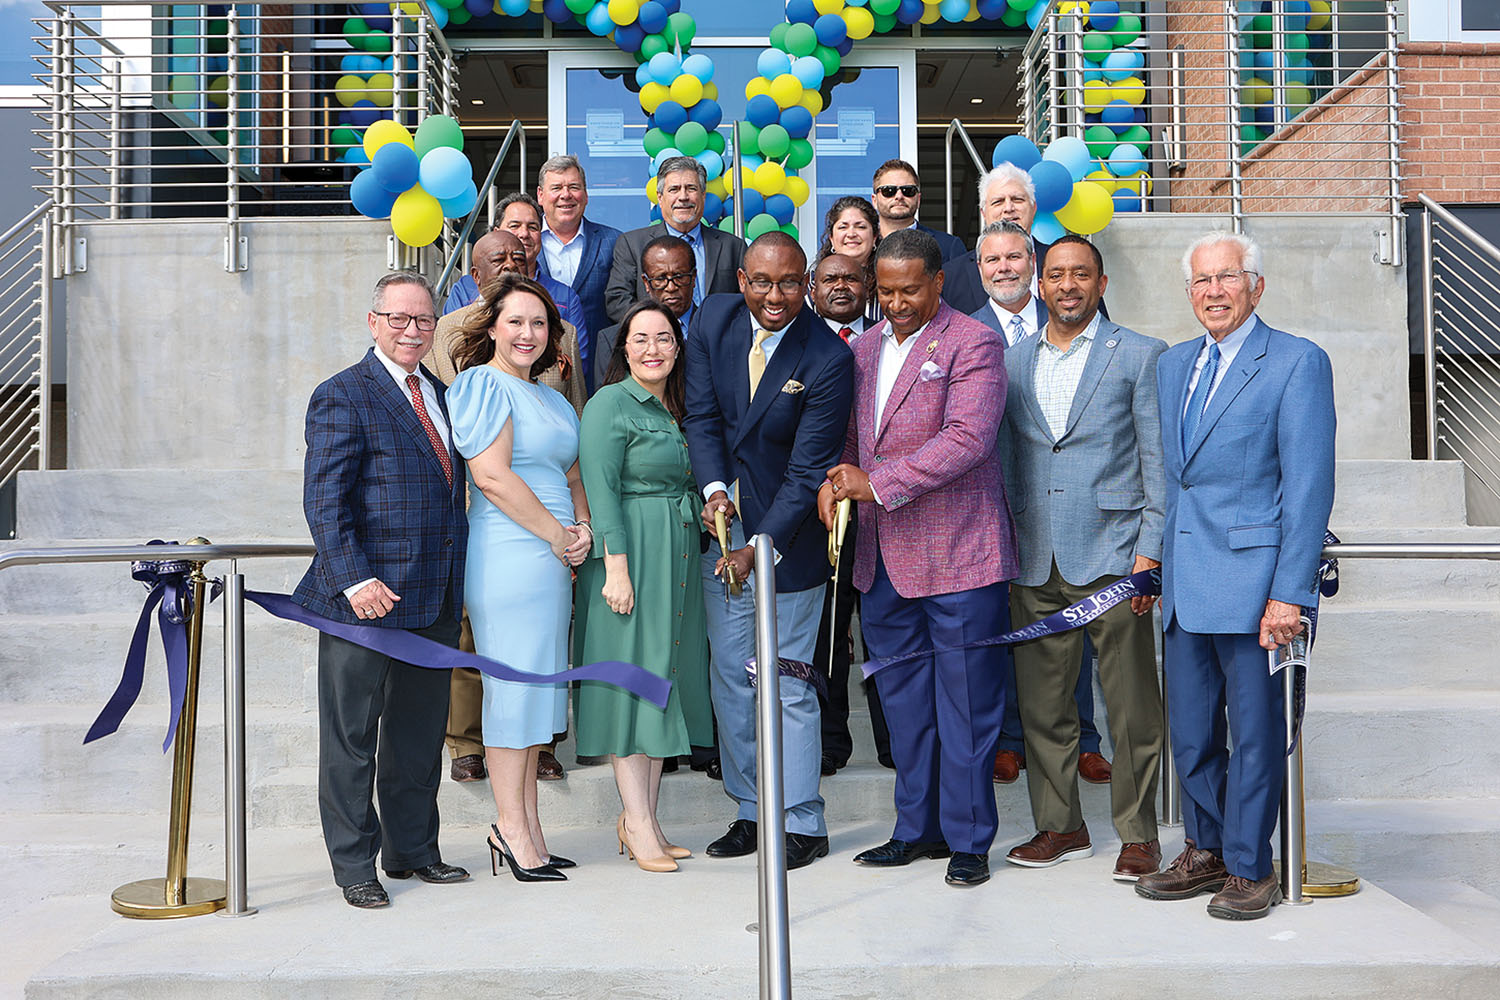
[1399,43,1500,204]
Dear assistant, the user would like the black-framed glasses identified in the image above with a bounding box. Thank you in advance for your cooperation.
[373,311,437,332]
[875,184,919,198]
[746,278,806,294]
[644,271,695,289]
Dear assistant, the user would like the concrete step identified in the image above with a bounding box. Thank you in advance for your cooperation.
[1378,878,1500,953]
[1324,525,1500,604]
[15,469,306,539]
[1329,460,1471,529]
[1311,602,1500,692]
[1309,798,1500,903]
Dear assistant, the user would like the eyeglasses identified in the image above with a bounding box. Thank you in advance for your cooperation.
[374,311,437,332]
[875,184,920,198]
[625,332,679,349]
[644,271,695,289]
[746,278,806,294]
[1188,269,1257,291]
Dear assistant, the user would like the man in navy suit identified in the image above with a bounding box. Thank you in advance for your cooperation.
[536,154,622,391]
[870,158,968,264]
[683,232,854,870]
[1136,232,1335,920]
[294,272,470,908]
[944,163,1053,316]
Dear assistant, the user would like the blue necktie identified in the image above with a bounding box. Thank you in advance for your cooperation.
[1182,342,1220,448]
[681,231,703,306]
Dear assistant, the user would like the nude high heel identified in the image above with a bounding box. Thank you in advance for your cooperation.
[616,814,678,873]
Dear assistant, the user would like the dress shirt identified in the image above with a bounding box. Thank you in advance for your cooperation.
[823,314,866,344]
[874,319,929,431]
[344,345,451,603]
[540,226,584,288]
[702,320,789,503]
[665,221,707,303]
[1184,311,1257,417]
[1033,312,1101,440]
[988,295,1039,347]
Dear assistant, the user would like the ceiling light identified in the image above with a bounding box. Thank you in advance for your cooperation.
[970,97,983,104]
[470,98,485,106]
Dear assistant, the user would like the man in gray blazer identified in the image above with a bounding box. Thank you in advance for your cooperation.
[998,236,1168,883]
[604,156,745,324]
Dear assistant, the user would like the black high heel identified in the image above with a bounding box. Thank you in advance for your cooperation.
[488,824,566,882]
[546,854,577,870]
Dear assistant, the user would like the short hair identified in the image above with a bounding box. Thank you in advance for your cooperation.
[976,219,1035,257]
[816,195,881,261]
[371,271,437,314]
[450,272,563,379]
[537,153,586,189]
[873,228,942,278]
[744,231,807,271]
[1046,234,1105,275]
[642,234,697,270]
[1181,231,1264,280]
[494,191,542,224]
[872,158,919,187]
[978,163,1036,207]
[602,300,688,421]
[655,156,707,195]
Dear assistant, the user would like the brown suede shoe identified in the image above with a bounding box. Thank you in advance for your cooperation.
[1005,824,1092,868]
[1078,751,1112,784]
[1207,873,1284,920]
[536,750,565,781]
[1134,839,1228,900]
[450,754,486,782]
[992,749,1025,784]
[1112,840,1162,882]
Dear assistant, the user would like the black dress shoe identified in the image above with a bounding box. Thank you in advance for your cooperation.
[820,751,845,776]
[704,759,722,781]
[785,833,830,870]
[383,861,470,884]
[706,819,758,858]
[342,879,390,908]
[945,852,991,887]
[852,838,951,867]
[877,752,896,770]
[662,756,679,773]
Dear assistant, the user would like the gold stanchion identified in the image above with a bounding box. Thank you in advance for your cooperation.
[715,508,742,599]
[111,538,228,919]
[825,497,851,677]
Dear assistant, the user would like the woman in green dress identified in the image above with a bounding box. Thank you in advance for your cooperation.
[575,300,711,874]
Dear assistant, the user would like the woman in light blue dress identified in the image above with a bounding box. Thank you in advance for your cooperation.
[447,272,591,882]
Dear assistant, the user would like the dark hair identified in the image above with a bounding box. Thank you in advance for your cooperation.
[642,234,697,269]
[817,195,881,265]
[1047,234,1105,275]
[873,228,943,278]
[744,230,807,271]
[872,158,919,187]
[603,301,687,422]
[493,191,542,226]
[451,272,563,380]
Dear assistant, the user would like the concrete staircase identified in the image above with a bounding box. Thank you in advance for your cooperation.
[2,460,1498,997]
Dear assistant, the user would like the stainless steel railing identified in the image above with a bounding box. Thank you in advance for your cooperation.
[751,533,791,1000]
[0,202,56,496]
[435,118,526,301]
[1420,193,1500,511]
[1020,1,1404,259]
[943,119,989,238]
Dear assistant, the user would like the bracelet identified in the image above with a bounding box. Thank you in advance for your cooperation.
[575,521,593,533]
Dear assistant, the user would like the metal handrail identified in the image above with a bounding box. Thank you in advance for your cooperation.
[435,119,525,298]
[943,119,989,238]
[0,201,55,495]
[752,533,790,1000]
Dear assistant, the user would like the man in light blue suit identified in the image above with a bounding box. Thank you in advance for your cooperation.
[998,235,1167,883]
[1136,231,1335,921]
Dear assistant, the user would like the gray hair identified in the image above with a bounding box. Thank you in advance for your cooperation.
[538,153,587,188]
[976,219,1035,257]
[371,271,437,313]
[656,156,707,195]
[1181,231,1264,281]
[978,162,1036,208]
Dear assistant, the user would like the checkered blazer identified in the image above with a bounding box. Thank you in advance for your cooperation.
[842,301,1019,599]
[293,349,467,629]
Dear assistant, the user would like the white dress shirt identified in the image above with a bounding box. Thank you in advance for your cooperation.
[823,314,866,344]
[540,225,584,288]
[1183,311,1258,417]
[874,320,929,430]
[988,295,1040,348]
[1033,312,1101,440]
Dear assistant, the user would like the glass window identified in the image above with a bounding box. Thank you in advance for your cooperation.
[811,67,901,238]
[692,2,795,37]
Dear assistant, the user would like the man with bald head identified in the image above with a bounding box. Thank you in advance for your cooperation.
[683,231,854,870]
[593,235,697,390]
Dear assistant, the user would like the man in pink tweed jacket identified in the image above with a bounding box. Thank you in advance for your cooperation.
[820,229,1019,887]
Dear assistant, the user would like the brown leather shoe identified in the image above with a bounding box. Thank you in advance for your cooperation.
[1005,824,1092,868]
[1207,872,1284,920]
[1078,751,1112,784]
[1134,839,1228,900]
[450,754,486,782]
[1112,839,1162,881]
[536,750,565,781]
[992,749,1025,784]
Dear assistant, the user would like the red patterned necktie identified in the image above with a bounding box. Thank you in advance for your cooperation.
[406,373,453,486]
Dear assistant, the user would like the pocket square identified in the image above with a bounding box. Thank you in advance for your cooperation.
[780,379,806,394]
[918,360,944,382]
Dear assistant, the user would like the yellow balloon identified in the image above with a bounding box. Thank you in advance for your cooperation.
[607,0,639,24]
[207,76,229,109]
[1242,76,1271,106]
[639,81,669,113]
[920,3,940,25]
[1085,169,1117,194]
[799,90,824,116]
[754,161,787,195]
[1058,1,1089,13]
[706,175,728,199]
[783,175,810,207]
[965,0,981,20]
[669,73,704,107]
[703,82,718,101]
[843,7,874,39]
[1113,75,1146,106]
[530,0,544,9]
[1115,173,1153,196]
[390,187,444,247]
[1054,181,1113,235]
[646,177,659,205]
[367,73,395,108]
[363,119,414,160]
[814,0,843,13]
[1307,0,1331,31]
[745,76,772,101]
[1082,79,1110,114]
[392,2,420,15]
[769,73,804,110]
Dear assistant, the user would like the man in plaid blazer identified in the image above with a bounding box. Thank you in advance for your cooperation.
[821,229,1017,887]
[294,272,470,909]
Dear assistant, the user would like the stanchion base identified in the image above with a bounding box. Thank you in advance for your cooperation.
[1272,862,1361,899]
[111,877,227,919]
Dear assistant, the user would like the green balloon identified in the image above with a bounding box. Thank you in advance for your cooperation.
[665,12,696,48]
[1286,32,1310,52]
[415,115,464,157]
[769,23,791,51]
[872,10,897,32]
[363,31,392,54]
[785,138,814,170]
[1084,124,1117,160]
[565,0,593,13]
[1111,13,1142,47]
[758,123,790,158]
[746,213,779,240]
[718,216,738,233]
[736,120,761,152]
[707,131,726,155]
[1081,32,1113,63]
[344,17,369,42]
[1116,124,1151,150]
[814,45,841,78]
[779,222,799,240]
[331,127,361,151]
[643,127,673,158]
[675,121,709,156]
[447,5,470,25]
[1006,0,1031,8]
[1001,6,1027,26]
[786,23,818,58]
[639,33,668,60]
[871,0,901,15]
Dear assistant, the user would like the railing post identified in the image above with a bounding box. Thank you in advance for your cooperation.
[1422,207,1438,460]
[36,213,53,471]
[224,6,243,273]
[1159,658,1180,827]
[58,11,77,274]
[1276,651,1309,906]
[109,55,122,220]
[733,124,745,239]
[1226,6,1244,229]
[752,533,790,1000]
[221,565,256,917]
[1384,0,1404,266]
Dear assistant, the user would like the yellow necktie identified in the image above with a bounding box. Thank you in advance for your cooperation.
[747,328,774,398]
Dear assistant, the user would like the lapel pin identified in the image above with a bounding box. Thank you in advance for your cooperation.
[926,341,937,355]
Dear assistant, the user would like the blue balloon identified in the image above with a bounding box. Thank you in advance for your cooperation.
[635,63,655,88]
[1028,160,1074,214]
[992,133,1042,171]
[1101,99,1138,132]
[657,0,679,12]
[357,54,384,74]
[649,204,662,224]
[976,0,1008,17]
[1112,188,1143,214]
[780,105,813,140]
[614,22,645,52]
[896,0,924,25]
[786,0,817,25]
[418,146,472,200]
[651,147,683,174]
[498,0,528,12]
[463,0,489,17]
[655,100,688,133]
[348,100,382,128]
[1032,210,1066,244]
[429,4,448,29]
[741,153,764,170]
[1107,142,1147,177]
[1284,0,1311,32]
[637,0,668,33]
[695,149,724,181]
[342,145,371,166]
[1027,1,1046,30]
[740,189,765,220]
[687,98,723,131]
[439,180,480,219]
[371,142,419,195]
[648,51,681,83]
[746,94,781,129]
[757,48,791,81]
[765,193,795,226]
[791,56,825,90]
[340,54,364,74]
[1087,0,1120,31]
[1102,48,1144,81]
[585,3,614,35]
[703,191,723,224]
[682,53,715,83]
[542,0,573,23]
[835,36,853,57]
[814,13,848,45]
[939,0,968,22]
[1043,135,1094,181]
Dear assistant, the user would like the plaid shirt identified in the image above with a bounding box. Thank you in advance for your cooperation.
[1034,312,1101,439]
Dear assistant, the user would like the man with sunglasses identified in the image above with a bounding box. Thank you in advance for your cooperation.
[871,159,967,265]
